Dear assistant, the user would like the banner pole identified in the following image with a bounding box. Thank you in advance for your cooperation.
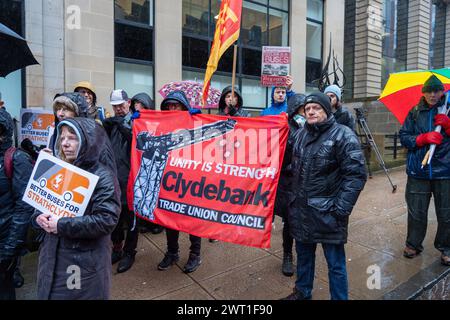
[231,44,238,101]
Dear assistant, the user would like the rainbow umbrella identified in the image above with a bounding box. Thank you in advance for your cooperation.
[379,68,450,124]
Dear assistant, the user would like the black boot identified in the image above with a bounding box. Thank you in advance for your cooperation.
[281,287,310,300]
[282,252,294,277]
[150,225,164,234]
[112,241,123,264]
[158,252,179,271]
[183,253,202,273]
[117,251,136,273]
[13,267,24,288]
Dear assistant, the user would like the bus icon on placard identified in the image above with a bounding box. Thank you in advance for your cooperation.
[33,159,90,204]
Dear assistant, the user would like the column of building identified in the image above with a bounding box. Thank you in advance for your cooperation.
[64,0,115,110]
[154,0,182,109]
[25,0,65,109]
[407,0,431,70]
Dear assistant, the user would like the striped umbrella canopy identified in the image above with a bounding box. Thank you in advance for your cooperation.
[379,68,450,124]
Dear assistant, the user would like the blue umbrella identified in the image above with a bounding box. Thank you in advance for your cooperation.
[0,22,39,77]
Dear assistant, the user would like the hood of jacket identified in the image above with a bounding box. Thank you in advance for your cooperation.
[160,90,192,111]
[0,108,13,152]
[218,85,243,112]
[53,92,88,118]
[131,92,155,111]
[54,117,116,174]
[270,86,289,110]
[287,93,306,119]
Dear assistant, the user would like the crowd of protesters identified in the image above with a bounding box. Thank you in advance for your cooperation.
[0,73,449,301]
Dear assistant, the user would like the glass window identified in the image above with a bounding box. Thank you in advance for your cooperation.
[182,0,290,111]
[252,0,268,5]
[269,9,288,46]
[430,2,445,69]
[115,23,153,61]
[381,0,408,87]
[217,45,237,73]
[241,2,267,47]
[270,0,289,11]
[242,48,261,76]
[115,0,153,26]
[306,0,323,87]
[306,20,322,60]
[242,78,267,109]
[182,0,210,36]
[305,59,321,85]
[182,70,205,83]
[182,36,209,69]
[307,0,323,22]
[115,62,154,98]
[0,70,22,120]
[114,1,154,98]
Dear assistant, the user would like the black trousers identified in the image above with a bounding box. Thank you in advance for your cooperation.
[0,257,17,300]
[405,177,450,256]
[282,217,294,254]
[165,228,201,256]
[111,206,139,254]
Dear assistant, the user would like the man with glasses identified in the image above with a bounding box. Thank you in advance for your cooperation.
[103,89,139,273]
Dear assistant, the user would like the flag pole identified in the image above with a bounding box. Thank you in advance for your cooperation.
[231,44,238,101]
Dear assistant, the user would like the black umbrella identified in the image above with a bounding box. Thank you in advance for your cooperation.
[0,22,39,77]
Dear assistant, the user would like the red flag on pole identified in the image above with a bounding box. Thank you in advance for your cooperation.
[202,0,242,106]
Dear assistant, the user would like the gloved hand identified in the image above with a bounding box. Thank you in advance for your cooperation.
[434,114,450,135]
[416,132,443,147]
[131,111,141,120]
[189,108,202,115]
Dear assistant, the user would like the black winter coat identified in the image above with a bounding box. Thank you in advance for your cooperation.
[0,109,34,261]
[289,116,367,244]
[399,97,450,180]
[32,118,121,300]
[334,105,356,132]
[102,113,132,206]
[273,96,304,218]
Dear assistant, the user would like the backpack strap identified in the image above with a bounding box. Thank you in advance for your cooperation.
[4,146,16,180]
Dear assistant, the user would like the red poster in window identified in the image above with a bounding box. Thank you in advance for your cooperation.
[261,46,291,87]
[127,111,288,248]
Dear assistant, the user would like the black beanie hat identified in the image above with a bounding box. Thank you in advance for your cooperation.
[304,92,332,116]
[422,75,444,93]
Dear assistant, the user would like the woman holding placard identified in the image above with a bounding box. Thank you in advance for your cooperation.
[31,117,121,300]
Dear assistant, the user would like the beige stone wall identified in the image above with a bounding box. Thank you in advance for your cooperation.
[25,0,65,109]
[154,0,183,109]
[353,0,383,99]
[407,0,431,70]
[446,5,450,67]
[290,0,307,93]
[323,0,345,87]
[64,0,115,112]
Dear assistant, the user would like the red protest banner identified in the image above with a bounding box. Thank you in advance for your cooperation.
[128,111,288,248]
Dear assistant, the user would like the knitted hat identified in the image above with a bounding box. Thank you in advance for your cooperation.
[324,84,342,101]
[304,92,332,116]
[422,75,444,93]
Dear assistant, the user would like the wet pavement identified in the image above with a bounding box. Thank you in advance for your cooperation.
[416,274,450,300]
[16,166,449,300]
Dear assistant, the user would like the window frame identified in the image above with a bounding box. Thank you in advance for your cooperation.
[305,0,324,88]
[182,0,290,110]
[114,0,155,99]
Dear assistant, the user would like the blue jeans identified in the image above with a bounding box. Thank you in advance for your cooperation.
[295,242,348,300]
